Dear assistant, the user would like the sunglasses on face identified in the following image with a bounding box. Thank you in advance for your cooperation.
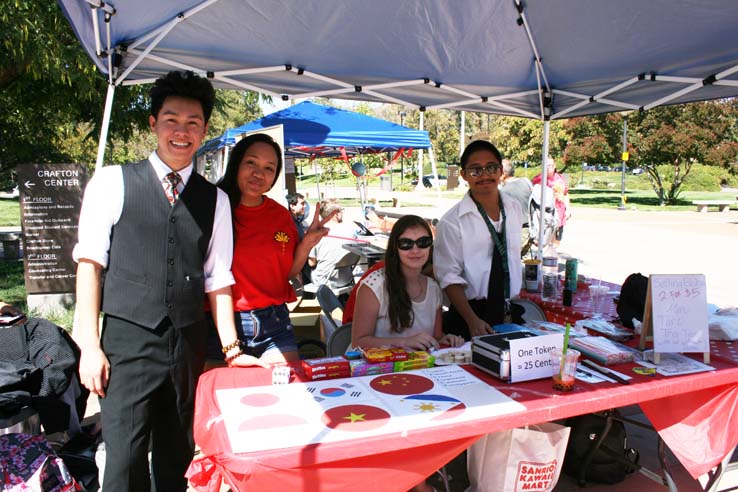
[465,164,502,178]
[397,236,433,250]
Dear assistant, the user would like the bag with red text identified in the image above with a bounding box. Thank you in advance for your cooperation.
[467,423,570,492]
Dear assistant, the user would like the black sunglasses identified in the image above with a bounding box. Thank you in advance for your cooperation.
[397,236,433,250]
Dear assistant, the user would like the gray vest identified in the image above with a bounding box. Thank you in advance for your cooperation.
[101,160,217,329]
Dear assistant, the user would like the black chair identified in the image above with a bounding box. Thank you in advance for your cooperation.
[316,285,344,340]
[326,323,353,357]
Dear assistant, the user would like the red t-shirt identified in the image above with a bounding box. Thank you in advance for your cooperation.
[231,197,298,311]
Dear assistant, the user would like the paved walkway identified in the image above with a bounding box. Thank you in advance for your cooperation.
[333,187,738,308]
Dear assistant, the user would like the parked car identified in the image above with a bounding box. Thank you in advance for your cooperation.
[411,174,447,188]
[631,167,644,175]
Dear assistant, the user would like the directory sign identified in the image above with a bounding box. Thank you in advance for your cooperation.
[16,163,88,294]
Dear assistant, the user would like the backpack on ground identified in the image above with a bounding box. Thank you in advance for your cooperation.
[617,273,649,329]
[0,433,82,491]
[563,410,640,485]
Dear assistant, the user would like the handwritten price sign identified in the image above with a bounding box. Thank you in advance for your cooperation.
[650,274,709,353]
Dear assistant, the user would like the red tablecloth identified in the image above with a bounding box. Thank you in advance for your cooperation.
[188,347,738,490]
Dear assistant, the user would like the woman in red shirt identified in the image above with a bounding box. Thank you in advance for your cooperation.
[207,133,333,364]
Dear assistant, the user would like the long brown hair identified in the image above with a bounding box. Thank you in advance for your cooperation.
[384,215,433,333]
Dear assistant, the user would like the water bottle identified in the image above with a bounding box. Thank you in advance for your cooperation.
[541,243,558,302]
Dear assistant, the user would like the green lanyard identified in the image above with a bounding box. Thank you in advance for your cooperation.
[471,193,510,300]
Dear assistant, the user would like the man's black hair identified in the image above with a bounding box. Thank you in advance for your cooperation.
[286,193,305,207]
[460,140,503,169]
[150,71,216,123]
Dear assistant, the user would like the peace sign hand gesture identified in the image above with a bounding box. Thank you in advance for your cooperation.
[301,201,336,249]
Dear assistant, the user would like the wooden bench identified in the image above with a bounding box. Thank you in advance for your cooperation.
[692,200,736,213]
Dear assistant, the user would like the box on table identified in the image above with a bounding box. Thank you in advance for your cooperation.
[363,347,409,363]
[471,331,539,382]
[301,356,351,380]
[394,351,435,371]
[349,359,394,377]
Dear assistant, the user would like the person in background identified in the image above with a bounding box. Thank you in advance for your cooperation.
[208,133,335,364]
[308,199,357,293]
[286,192,310,240]
[434,140,524,340]
[351,214,464,351]
[499,158,533,218]
[73,70,258,492]
[531,156,570,244]
[286,192,313,284]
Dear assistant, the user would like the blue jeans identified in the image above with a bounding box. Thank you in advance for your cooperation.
[206,304,297,360]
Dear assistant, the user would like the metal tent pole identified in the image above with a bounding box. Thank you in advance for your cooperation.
[95,83,117,171]
[459,110,465,156]
[416,111,425,191]
[618,119,628,210]
[536,119,551,259]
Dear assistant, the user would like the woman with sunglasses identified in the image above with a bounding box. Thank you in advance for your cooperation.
[351,214,464,352]
[434,140,524,340]
[206,133,335,365]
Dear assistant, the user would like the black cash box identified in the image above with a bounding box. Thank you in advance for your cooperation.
[472,331,539,382]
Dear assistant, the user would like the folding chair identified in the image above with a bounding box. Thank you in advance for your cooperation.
[303,251,360,298]
[326,323,353,356]
[316,285,344,340]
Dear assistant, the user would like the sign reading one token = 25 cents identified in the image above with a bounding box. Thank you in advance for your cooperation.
[650,274,709,354]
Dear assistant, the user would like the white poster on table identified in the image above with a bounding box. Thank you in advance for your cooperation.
[650,274,709,353]
[215,365,526,454]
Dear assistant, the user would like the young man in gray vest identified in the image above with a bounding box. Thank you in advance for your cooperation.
[73,71,262,492]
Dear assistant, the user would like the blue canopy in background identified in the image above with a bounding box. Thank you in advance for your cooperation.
[197,101,431,157]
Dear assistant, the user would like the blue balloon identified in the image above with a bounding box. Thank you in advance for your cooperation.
[351,161,366,177]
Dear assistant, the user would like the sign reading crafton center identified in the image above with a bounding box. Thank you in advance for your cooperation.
[17,164,88,294]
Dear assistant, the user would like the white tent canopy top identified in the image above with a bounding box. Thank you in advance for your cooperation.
[60,0,738,122]
[59,0,738,251]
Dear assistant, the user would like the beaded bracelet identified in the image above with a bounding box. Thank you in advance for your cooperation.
[221,339,241,355]
[225,349,244,366]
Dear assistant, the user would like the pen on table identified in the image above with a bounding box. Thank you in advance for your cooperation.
[576,366,613,382]
[581,359,630,385]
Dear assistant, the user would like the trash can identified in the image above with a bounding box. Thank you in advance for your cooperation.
[1,233,21,260]
[379,175,392,191]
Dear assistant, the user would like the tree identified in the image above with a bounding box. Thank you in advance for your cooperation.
[0,2,149,186]
[630,101,738,204]
[0,4,265,187]
[562,113,624,167]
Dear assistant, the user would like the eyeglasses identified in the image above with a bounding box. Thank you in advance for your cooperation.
[397,236,433,250]
[465,164,502,178]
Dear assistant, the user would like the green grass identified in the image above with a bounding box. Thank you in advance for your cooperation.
[0,260,74,330]
[0,261,26,309]
[569,189,738,211]
[0,198,20,226]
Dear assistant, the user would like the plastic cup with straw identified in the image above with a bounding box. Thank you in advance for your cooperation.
[553,323,577,391]
[559,323,571,377]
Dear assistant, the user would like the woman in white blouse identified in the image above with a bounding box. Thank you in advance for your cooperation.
[351,215,464,351]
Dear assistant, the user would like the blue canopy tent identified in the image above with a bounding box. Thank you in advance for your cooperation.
[196,100,435,197]
[198,101,431,157]
[58,0,738,248]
